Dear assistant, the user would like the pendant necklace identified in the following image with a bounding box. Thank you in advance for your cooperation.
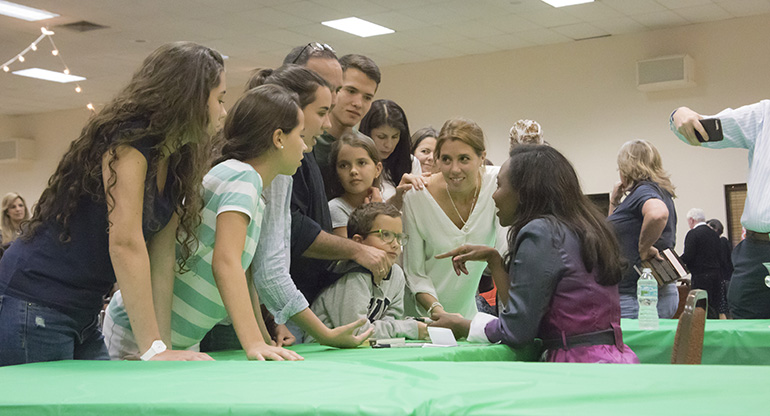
[446,175,480,227]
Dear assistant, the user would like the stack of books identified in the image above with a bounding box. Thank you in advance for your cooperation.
[633,248,689,285]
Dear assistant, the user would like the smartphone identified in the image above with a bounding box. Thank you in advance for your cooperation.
[694,118,723,142]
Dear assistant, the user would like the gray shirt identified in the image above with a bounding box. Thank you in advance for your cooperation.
[309,261,419,341]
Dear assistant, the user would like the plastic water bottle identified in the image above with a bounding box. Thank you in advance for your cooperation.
[637,268,659,329]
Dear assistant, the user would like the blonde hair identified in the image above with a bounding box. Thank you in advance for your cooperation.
[509,119,544,150]
[617,140,676,198]
[2,192,30,244]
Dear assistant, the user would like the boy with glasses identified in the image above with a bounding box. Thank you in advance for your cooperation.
[308,203,428,341]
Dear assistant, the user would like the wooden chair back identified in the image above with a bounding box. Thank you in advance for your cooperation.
[671,289,707,364]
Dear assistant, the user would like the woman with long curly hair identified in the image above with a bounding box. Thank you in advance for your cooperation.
[0,42,225,366]
[608,139,679,319]
[1,192,29,247]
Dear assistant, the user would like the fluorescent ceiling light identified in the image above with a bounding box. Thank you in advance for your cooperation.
[0,0,58,21]
[322,17,394,38]
[541,0,594,7]
[12,68,85,83]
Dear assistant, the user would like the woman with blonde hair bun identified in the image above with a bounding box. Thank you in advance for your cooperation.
[509,119,544,150]
[1,192,30,246]
[608,139,679,319]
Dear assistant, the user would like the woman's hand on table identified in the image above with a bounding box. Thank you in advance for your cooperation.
[435,244,499,276]
[429,312,471,340]
[273,324,295,347]
[246,343,304,361]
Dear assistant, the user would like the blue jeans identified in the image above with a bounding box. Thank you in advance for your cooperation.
[619,283,679,319]
[0,294,109,366]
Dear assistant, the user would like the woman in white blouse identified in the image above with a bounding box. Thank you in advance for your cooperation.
[402,118,504,320]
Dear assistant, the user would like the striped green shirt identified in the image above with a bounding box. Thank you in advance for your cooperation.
[108,159,264,349]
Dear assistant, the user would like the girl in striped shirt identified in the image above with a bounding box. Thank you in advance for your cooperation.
[104,84,308,361]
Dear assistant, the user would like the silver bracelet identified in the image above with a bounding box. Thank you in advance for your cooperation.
[427,301,442,316]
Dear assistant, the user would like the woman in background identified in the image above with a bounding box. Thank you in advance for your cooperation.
[359,99,424,208]
[608,139,679,319]
[1,192,29,247]
[411,127,438,174]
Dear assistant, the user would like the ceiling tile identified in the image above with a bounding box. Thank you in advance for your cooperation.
[516,28,573,45]
[657,0,718,8]
[552,23,609,40]
[316,0,389,15]
[272,1,343,21]
[357,11,428,31]
[591,16,648,35]
[674,4,733,23]
[483,13,542,33]
[478,33,536,50]
[456,19,507,38]
[715,0,770,16]
[632,10,690,28]
[520,8,583,28]
[562,2,626,21]
[602,0,668,15]
[443,38,500,56]
[399,4,469,24]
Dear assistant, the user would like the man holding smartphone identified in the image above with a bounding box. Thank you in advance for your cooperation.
[671,101,770,319]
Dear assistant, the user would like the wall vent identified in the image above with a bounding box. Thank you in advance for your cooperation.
[0,138,36,163]
[637,54,695,92]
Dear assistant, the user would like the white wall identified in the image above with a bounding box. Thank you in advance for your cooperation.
[376,13,770,249]
[0,108,91,211]
[2,13,769,249]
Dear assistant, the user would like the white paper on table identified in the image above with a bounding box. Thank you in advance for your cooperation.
[426,326,458,347]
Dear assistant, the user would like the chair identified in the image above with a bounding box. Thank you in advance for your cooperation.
[671,289,708,364]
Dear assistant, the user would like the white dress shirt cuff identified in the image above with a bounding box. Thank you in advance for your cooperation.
[467,312,496,343]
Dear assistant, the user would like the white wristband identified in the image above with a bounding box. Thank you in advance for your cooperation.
[140,340,167,361]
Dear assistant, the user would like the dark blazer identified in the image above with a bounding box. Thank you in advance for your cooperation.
[680,224,724,276]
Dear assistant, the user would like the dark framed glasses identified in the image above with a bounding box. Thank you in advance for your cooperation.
[291,42,335,64]
[367,229,408,246]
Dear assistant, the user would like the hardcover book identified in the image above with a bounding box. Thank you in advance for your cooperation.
[634,248,689,286]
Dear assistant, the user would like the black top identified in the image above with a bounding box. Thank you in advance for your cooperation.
[290,151,336,304]
[680,224,725,276]
[0,129,176,320]
[608,181,677,295]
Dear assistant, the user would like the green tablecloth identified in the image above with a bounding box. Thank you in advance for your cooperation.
[209,341,540,362]
[621,318,770,365]
[1,358,767,415]
[209,319,770,366]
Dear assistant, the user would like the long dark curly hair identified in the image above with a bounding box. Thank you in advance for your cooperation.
[23,42,224,271]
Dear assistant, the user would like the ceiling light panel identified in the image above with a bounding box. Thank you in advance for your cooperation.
[12,68,85,83]
[322,17,394,37]
[541,0,594,7]
[0,0,58,21]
